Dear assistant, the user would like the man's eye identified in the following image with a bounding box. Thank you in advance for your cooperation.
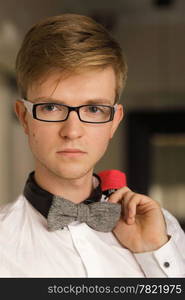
[42,104,58,111]
[88,106,101,113]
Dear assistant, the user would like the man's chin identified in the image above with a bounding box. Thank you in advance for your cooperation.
[35,157,94,181]
[51,167,94,181]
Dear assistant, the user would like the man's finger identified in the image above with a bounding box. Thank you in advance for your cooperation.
[108,186,131,203]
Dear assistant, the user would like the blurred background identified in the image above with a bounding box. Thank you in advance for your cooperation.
[0,0,185,230]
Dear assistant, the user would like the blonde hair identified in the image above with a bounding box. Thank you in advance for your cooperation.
[16,14,127,101]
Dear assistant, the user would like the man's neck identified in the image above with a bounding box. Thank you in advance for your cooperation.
[34,166,94,204]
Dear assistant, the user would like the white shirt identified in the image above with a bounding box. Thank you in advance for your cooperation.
[0,195,185,277]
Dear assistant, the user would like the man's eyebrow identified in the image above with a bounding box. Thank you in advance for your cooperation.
[85,99,113,105]
[32,98,114,105]
[31,97,63,104]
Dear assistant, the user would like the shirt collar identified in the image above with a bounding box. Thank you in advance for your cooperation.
[23,171,102,218]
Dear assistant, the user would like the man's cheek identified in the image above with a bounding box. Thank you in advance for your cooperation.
[94,136,110,156]
[95,130,112,146]
[29,131,43,150]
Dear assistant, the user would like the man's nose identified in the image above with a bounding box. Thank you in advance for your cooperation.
[59,111,84,139]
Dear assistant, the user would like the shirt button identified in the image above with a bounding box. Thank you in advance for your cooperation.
[164,261,170,268]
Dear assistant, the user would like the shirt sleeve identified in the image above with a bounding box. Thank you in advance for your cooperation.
[133,209,185,277]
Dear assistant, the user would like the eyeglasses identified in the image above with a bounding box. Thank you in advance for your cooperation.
[21,99,117,124]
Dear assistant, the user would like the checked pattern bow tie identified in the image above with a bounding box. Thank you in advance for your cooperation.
[47,196,121,232]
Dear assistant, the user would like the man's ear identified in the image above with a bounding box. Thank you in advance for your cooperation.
[110,104,124,139]
[14,100,29,135]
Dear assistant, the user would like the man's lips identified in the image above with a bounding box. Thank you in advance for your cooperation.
[57,149,86,153]
[56,149,86,156]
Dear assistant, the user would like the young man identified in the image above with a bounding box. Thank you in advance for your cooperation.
[0,14,185,277]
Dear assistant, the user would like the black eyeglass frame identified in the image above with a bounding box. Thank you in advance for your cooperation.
[22,99,117,124]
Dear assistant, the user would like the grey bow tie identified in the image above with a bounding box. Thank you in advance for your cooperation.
[47,196,121,232]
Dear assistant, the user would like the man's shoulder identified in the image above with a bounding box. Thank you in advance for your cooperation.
[0,195,25,220]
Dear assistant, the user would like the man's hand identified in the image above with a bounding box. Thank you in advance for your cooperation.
[108,187,169,253]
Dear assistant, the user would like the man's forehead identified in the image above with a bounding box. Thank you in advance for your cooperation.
[27,68,116,104]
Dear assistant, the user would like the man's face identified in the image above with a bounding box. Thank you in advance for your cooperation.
[15,67,123,181]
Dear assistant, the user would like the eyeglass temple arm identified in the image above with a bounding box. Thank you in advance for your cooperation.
[21,99,33,114]
[114,104,118,111]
